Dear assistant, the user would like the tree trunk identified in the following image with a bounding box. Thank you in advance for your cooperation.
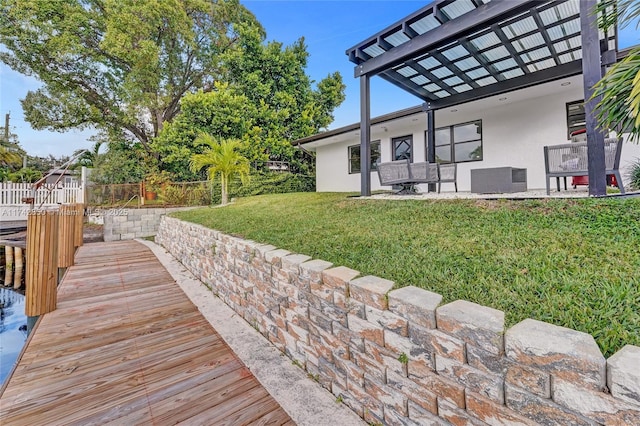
[221,175,228,205]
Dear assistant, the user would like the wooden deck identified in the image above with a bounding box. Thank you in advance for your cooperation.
[0,240,293,425]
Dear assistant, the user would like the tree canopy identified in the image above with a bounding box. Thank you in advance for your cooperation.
[0,0,261,152]
[153,23,345,180]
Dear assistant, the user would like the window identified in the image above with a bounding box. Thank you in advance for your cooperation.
[566,100,585,138]
[392,135,413,162]
[348,141,381,174]
[432,120,483,163]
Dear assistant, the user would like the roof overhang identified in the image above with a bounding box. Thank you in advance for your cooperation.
[346,0,616,110]
[294,105,423,147]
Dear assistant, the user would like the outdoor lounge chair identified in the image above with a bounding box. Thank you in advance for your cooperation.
[543,137,625,195]
[377,160,457,194]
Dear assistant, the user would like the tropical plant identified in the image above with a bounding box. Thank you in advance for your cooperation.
[593,0,640,142]
[189,134,250,205]
[73,140,104,169]
[8,167,42,183]
[627,158,640,190]
[145,170,171,193]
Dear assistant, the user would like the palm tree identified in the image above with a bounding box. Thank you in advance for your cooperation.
[73,140,104,168]
[189,134,250,205]
[593,0,640,142]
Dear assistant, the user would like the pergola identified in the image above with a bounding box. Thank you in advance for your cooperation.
[346,0,617,196]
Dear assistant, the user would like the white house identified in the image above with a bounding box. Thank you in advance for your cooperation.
[296,74,640,193]
[294,0,639,195]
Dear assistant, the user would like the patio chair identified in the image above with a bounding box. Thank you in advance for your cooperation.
[437,163,458,193]
[377,159,413,193]
[543,137,624,195]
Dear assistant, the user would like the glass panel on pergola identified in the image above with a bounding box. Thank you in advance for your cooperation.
[346,0,616,110]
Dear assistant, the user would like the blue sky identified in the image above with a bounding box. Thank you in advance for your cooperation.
[0,0,638,157]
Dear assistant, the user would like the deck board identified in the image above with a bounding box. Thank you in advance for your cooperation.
[0,240,293,426]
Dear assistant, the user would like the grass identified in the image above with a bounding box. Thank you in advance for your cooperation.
[173,192,640,357]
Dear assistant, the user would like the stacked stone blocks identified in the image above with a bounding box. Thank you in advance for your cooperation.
[103,207,194,241]
[157,216,640,426]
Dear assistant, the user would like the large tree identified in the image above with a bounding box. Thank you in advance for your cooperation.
[594,0,640,141]
[0,0,261,152]
[153,23,345,179]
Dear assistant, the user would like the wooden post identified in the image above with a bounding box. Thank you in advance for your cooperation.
[26,210,59,317]
[14,247,23,290]
[57,204,75,269]
[4,245,13,287]
[73,203,84,248]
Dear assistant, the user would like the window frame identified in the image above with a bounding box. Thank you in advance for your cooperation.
[348,140,381,174]
[566,100,585,139]
[392,135,414,163]
[429,119,483,164]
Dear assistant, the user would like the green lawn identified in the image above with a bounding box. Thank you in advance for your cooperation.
[173,192,640,357]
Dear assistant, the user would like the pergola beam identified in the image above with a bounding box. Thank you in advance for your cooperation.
[353,0,539,78]
[580,0,607,196]
[360,75,372,197]
[426,61,582,110]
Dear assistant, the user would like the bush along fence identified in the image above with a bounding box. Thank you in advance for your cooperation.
[157,216,640,426]
[86,173,315,207]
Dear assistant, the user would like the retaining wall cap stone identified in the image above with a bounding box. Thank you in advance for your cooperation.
[349,275,395,310]
[436,300,505,355]
[388,286,442,309]
[607,345,640,407]
[264,249,291,264]
[505,319,606,389]
[254,244,277,256]
[437,300,504,333]
[323,266,360,281]
[350,275,394,294]
[387,286,442,329]
[300,259,334,273]
[281,254,313,271]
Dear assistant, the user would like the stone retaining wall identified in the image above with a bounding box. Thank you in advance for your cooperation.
[104,207,194,241]
[157,216,640,425]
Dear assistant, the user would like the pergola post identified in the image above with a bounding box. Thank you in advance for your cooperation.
[580,0,607,196]
[425,105,436,193]
[360,74,371,197]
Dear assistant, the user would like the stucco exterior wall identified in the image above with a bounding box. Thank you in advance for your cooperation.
[315,85,640,193]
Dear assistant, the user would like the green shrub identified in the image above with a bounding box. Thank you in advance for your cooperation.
[209,172,314,204]
[160,182,211,206]
[627,158,640,191]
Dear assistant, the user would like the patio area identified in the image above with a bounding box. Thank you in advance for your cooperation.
[366,187,592,200]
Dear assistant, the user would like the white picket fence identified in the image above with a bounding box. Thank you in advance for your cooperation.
[1,181,84,209]
[1,181,84,206]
